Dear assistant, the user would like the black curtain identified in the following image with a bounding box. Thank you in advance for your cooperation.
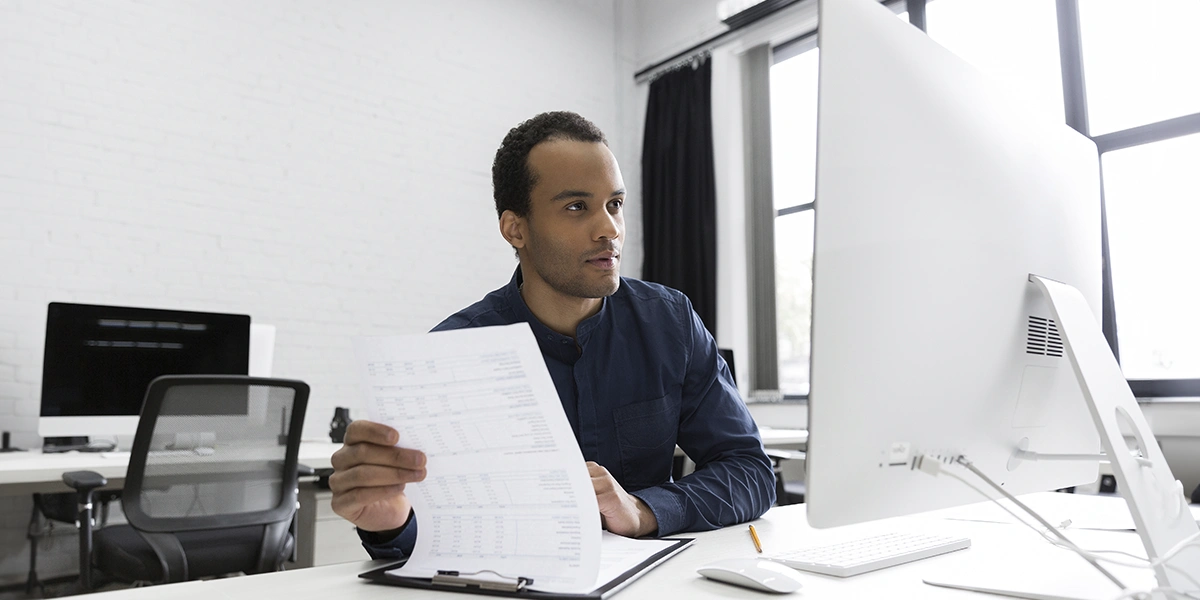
[641,57,718,336]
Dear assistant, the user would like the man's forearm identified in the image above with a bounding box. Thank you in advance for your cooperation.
[631,451,775,537]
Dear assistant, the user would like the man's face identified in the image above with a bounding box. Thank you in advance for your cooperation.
[519,139,625,299]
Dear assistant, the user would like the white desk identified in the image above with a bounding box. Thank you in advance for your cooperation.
[78,492,1189,599]
[674,427,807,458]
[758,427,808,447]
[0,441,342,496]
[1,431,806,495]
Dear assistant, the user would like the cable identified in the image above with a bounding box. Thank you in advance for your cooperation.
[918,454,1200,599]
[938,469,1193,576]
[952,457,1200,590]
[948,455,1127,589]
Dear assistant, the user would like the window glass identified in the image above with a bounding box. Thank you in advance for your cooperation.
[1079,0,1200,135]
[1102,132,1200,379]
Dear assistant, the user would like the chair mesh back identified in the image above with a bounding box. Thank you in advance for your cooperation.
[135,383,296,521]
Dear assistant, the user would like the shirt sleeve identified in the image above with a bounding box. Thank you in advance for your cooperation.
[356,510,419,560]
[629,299,777,536]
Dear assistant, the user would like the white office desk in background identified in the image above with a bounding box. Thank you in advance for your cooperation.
[79,492,1191,600]
[0,441,343,496]
[758,427,807,446]
[0,430,806,495]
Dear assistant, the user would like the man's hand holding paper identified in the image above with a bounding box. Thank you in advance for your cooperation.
[329,421,427,533]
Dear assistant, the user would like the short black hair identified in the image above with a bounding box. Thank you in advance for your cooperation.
[492,111,607,219]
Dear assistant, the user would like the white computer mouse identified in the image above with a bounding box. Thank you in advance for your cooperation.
[697,558,805,594]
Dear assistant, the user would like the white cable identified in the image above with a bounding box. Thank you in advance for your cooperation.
[949,456,1200,573]
[939,469,1185,573]
[918,454,1200,599]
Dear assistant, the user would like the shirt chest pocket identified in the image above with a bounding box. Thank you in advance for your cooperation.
[612,391,681,490]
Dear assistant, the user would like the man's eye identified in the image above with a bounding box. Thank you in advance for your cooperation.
[567,202,585,211]
[609,199,624,209]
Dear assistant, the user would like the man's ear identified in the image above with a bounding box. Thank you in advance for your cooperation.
[499,210,527,250]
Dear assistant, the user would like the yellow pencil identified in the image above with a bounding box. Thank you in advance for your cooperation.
[749,524,763,553]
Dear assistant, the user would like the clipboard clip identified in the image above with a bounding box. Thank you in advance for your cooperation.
[433,569,534,592]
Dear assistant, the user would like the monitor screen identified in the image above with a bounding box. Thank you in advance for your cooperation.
[40,303,251,423]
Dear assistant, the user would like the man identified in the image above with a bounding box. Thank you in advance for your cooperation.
[329,111,775,558]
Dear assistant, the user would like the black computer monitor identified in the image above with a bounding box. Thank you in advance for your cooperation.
[39,302,251,445]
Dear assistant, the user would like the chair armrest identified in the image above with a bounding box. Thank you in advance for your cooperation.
[62,471,107,590]
[62,471,107,493]
[296,463,316,478]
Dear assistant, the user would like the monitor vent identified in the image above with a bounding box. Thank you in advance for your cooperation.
[1026,316,1064,357]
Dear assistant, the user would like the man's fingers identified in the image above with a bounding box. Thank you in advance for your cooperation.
[329,464,426,493]
[586,461,607,477]
[591,474,610,494]
[344,420,399,446]
[590,470,617,499]
[332,442,426,471]
[330,484,406,519]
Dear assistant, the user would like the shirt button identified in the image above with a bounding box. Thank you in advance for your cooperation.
[560,340,568,345]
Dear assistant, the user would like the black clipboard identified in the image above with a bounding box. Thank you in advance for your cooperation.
[359,537,693,599]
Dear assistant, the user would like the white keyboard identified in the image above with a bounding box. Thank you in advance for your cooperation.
[765,532,970,577]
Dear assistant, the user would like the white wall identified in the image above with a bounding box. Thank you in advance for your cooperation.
[0,0,623,586]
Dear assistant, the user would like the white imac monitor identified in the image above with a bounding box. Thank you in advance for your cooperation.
[39,303,252,448]
[805,0,1104,529]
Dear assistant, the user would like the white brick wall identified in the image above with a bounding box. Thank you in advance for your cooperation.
[0,0,624,586]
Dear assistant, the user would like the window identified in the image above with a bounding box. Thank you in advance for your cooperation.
[926,0,1064,123]
[769,44,818,397]
[1079,0,1200,135]
[1078,1,1200,392]
[1102,133,1200,380]
[762,0,1200,397]
[768,6,906,398]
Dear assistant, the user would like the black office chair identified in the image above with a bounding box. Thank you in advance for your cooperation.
[62,375,309,590]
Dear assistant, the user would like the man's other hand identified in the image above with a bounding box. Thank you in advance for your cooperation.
[587,461,658,538]
[329,420,427,533]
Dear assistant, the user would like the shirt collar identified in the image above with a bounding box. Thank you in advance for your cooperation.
[505,267,581,364]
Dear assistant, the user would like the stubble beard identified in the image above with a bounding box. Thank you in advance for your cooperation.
[525,236,620,299]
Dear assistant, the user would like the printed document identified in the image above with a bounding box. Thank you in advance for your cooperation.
[356,323,602,592]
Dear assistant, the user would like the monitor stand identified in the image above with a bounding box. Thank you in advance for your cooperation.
[929,275,1200,599]
[1031,274,1200,593]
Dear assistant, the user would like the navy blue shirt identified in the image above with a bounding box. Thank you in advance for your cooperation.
[360,268,776,558]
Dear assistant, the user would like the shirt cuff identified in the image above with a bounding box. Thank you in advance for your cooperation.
[357,509,418,559]
[630,486,686,538]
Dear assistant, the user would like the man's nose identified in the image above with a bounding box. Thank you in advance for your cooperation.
[594,210,620,241]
